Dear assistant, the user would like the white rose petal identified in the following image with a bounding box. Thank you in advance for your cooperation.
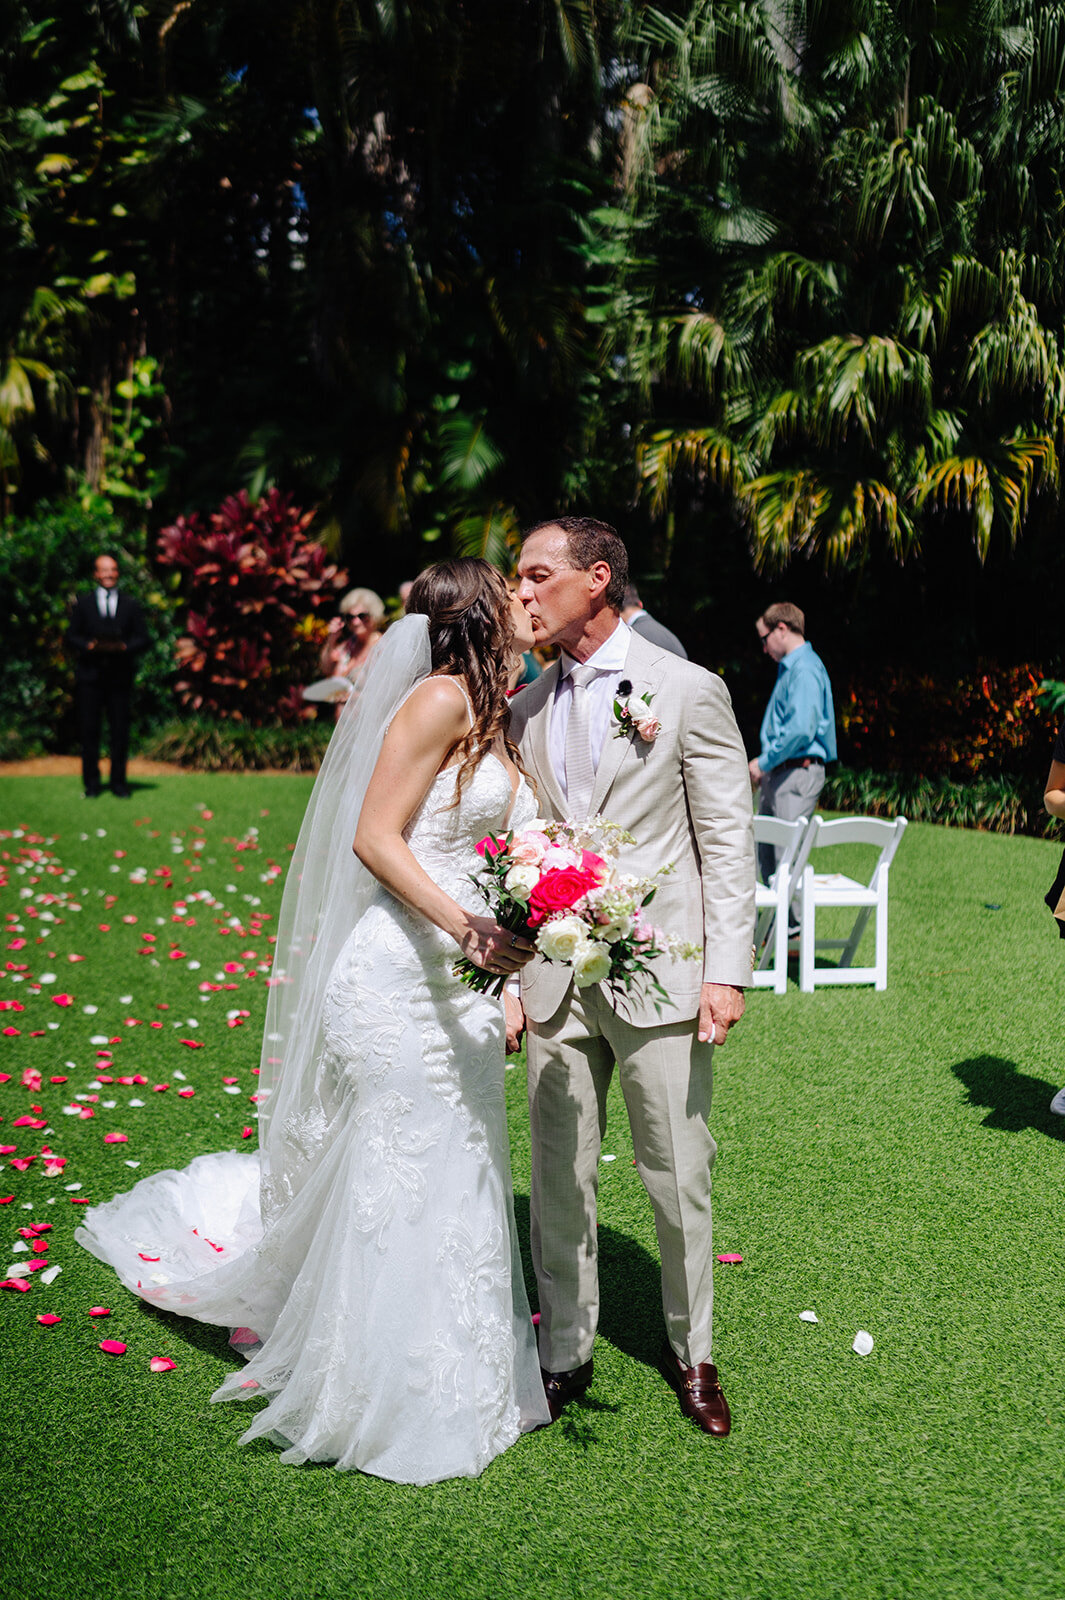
[536,916,587,964]
[799,1310,819,1324]
[852,1330,874,1355]
[572,941,612,988]
[502,863,539,902]
[39,1264,62,1285]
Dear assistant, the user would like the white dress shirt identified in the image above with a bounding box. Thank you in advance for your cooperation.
[549,621,632,802]
[96,587,118,618]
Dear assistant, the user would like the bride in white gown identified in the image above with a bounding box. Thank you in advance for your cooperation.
[76,559,552,1483]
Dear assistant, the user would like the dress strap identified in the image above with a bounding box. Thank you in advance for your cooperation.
[382,674,475,737]
[448,676,476,734]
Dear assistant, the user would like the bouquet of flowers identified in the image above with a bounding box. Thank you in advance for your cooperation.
[455,815,699,1004]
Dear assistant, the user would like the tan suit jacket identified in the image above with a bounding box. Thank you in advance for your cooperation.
[509,627,756,1027]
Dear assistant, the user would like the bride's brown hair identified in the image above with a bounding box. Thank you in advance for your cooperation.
[406,558,526,803]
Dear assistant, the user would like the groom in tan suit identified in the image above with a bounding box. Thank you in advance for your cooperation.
[510,517,755,1436]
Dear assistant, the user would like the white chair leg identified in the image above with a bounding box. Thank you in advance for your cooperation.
[773,867,789,993]
[874,886,888,989]
[799,869,815,992]
[839,905,872,969]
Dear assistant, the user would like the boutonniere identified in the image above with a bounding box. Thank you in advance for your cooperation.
[613,680,661,743]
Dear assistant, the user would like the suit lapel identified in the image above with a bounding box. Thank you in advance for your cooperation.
[588,631,668,817]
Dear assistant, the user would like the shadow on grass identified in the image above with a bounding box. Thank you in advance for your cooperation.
[953,1054,1065,1139]
[514,1191,665,1372]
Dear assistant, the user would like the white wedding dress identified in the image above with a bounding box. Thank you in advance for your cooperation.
[76,750,550,1483]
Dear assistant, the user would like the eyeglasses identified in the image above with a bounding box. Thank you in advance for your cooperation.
[757,630,772,650]
[348,612,372,624]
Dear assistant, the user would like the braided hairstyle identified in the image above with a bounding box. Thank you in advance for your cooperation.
[406,558,526,804]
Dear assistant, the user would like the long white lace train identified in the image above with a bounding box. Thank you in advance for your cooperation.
[76,756,549,1483]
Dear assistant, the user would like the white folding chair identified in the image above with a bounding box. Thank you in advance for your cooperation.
[796,814,908,992]
[751,815,810,994]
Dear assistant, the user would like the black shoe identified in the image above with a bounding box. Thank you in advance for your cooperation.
[111,787,131,798]
[83,788,101,799]
[540,1359,593,1421]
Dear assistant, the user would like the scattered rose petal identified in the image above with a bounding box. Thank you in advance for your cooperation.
[36,1313,62,1326]
[180,1040,205,1049]
[52,993,73,1008]
[99,1340,127,1355]
[0,1278,30,1292]
[149,1356,176,1372]
[716,1254,743,1264]
[177,1088,195,1098]
[103,1132,129,1144]
[241,1127,253,1140]
[39,1264,61,1284]
[152,1084,169,1093]
[852,1330,874,1356]
[88,1307,112,1317]
[799,1310,819,1323]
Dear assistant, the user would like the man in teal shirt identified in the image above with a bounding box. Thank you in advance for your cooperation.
[749,602,836,896]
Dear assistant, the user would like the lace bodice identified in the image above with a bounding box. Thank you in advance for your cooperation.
[404,754,536,914]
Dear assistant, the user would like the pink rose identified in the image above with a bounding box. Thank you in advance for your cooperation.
[510,831,550,866]
[475,835,508,859]
[581,850,608,882]
[528,866,601,926]
[541,844,581,872]
[635,717,660,741]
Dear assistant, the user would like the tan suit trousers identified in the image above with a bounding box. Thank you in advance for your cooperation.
[527,984,716,1371]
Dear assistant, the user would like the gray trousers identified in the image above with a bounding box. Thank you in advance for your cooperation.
[527,983,716,1371]
[757,762,825,885]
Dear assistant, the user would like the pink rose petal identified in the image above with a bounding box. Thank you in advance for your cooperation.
[99,1340,127,1355]
[149,1356,176,1372]
[177,1088,195,1098]
[52,993,74,1007]
[241,1127,253,1140]
[716,1253,744,1264]
[103,1132,129,1144]
[0,1279,31,1292]
[88,1306,112,1317]
[36,1313,62,1326]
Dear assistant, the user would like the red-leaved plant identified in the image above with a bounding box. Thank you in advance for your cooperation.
[157,491,348,724]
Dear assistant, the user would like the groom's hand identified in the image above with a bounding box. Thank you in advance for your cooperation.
[698,983,745,1046]
[503,990,526,1055]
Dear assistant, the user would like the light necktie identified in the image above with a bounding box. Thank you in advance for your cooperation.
[564,663,598,819]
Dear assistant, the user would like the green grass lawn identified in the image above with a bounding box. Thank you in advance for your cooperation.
[1,772,1064,1600]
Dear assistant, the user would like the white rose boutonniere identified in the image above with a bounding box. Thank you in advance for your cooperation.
[613,680,659,743]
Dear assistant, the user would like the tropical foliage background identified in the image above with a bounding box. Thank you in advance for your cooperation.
[3,0,1065,782]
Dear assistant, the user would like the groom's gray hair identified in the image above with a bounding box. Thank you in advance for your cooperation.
[523,516,628,611]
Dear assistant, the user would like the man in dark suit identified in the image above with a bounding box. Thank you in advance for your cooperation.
[67,553,148,798]
[620,584,688,659]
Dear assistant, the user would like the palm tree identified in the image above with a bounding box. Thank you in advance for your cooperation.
[607,0,1065,573]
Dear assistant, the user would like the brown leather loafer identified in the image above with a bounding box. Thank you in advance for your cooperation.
[541,1359,593,1421]
[660,1342,731,1436]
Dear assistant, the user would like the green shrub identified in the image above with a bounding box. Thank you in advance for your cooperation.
[141,717,333,772]
[0,500,180,750]
[156,490,347,725]
[823,765,1049,837]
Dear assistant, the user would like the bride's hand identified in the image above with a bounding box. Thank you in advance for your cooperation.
[459,916,536,977]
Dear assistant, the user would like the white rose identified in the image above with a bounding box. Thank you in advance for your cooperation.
[503,863,540,902]
[536,915,588,963]
[572,941,612,988]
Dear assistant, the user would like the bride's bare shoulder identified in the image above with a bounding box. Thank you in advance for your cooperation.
[387,674,470,741]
